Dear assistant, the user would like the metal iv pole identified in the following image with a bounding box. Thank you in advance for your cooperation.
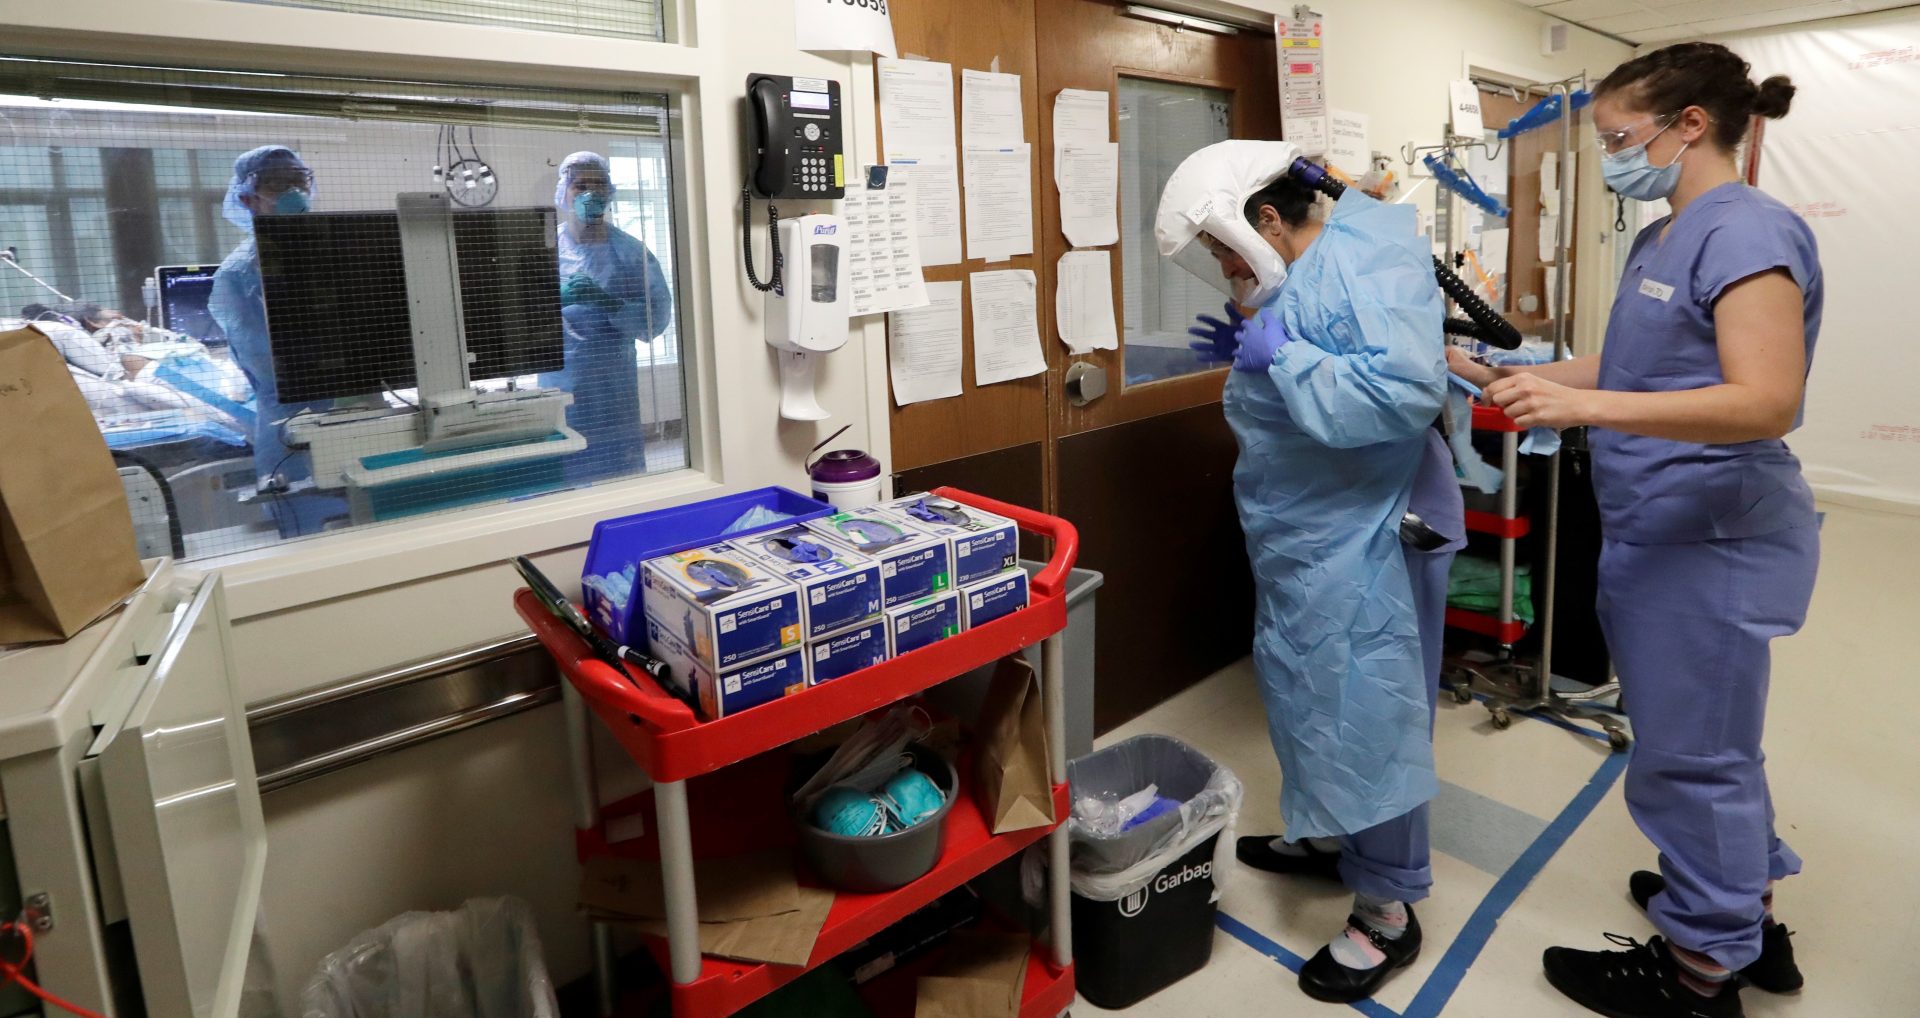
[1450,74,1631,752]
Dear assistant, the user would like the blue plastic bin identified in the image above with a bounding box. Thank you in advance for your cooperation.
[580,486,836,645]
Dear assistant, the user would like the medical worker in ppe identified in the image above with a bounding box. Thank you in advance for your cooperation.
[540,152,674,484]
[1451,44,1818,1018]
[208,144,348,538]
[1159,140,1462,1004]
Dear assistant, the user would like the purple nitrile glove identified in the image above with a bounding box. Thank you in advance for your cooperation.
[1232,310,1292,373]
[1186,301,1244,365]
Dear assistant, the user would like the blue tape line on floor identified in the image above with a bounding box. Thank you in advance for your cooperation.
[1214,912,1403,1018]
[1398,749,1631,1018]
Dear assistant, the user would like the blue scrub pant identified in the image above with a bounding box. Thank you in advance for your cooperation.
[1339,540,1455,903]
[1598,525,1818,970]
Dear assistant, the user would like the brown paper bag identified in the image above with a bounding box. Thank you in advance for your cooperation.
[0,327,146,645]
[914,931,1030,1018]
[579,851,832,967]
[974,655,1057,835]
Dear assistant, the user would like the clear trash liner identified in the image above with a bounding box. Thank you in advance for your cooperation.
[1027,734,1243,904]
[299,897,558,1018]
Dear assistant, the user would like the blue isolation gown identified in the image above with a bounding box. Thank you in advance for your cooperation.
[538,223,673,484]
[1221,189,1449,841]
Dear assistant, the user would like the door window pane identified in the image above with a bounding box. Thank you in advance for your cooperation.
[1118,78,1233,387]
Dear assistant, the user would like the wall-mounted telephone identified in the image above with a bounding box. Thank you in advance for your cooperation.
[743,73,846,295]
[748,73,846,200]
[741,74,852,421]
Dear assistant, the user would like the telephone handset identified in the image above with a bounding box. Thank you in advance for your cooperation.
[743,73,846,294]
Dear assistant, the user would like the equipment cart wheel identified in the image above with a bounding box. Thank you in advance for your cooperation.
[1609,729,1631,752]
[1490,707,1513,730]
[1452,684,1474,705]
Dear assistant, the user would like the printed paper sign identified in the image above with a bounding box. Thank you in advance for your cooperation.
[796,0,897,58]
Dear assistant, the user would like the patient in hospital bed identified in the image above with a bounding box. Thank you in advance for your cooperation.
[9,308,255,443]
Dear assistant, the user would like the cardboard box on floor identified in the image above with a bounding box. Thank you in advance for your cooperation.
[0,326,146,646]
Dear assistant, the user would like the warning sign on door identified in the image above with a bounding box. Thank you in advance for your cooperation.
[1277,7,1328,156]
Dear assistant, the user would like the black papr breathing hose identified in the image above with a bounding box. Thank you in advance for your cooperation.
[1288,159,1524,350]
[1433,256,1524,350]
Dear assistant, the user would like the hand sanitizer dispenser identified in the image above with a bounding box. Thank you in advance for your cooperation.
[765,213,851,421]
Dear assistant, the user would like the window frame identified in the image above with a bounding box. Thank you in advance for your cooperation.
[4,0,741,620]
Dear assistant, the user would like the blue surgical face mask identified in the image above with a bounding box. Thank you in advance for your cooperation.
[1602,121,1690,202]
[271,188,311,215]
[572,191,609,222]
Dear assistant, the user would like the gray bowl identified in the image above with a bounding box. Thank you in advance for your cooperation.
[795,744,958,893]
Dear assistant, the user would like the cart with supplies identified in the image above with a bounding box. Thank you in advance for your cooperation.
[517,487,1079,1017]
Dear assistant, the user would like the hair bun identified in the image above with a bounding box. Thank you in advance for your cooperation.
[1752,75,1796,119]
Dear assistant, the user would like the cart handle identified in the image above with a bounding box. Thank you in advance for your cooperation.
[512,588,698,731]
[932,486,1079,600]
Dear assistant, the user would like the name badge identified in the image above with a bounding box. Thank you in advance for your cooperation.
[1639,278,1676,302]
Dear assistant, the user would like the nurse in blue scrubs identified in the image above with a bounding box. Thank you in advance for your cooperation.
[1452,43,1820,1018]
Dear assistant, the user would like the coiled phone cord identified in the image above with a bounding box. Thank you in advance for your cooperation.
[742,181,783,294]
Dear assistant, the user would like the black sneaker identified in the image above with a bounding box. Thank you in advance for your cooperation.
[1298,905,1422,1003]
[1236,835,1341,879]
[1630,871,1804,993]
[1544,934,1743,1018]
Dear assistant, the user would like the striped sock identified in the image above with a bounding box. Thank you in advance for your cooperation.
[1670,943,1732,998]
[1326,895,1407,970]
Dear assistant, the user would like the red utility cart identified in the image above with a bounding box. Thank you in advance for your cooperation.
[517,487,1080,1017]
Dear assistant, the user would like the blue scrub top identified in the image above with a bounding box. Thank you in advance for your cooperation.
[1591,182,1823,544]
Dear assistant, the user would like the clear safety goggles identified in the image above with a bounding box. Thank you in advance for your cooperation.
[250,167,314,196]
[1594,112,1679,155]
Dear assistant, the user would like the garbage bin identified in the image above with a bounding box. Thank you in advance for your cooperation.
[300,897,559,1018]
[1066,735,1242,1010]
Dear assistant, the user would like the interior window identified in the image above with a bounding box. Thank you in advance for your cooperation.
[0,59,689,561]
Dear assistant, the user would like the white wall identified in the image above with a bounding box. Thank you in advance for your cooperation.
[0,0,1626,1008]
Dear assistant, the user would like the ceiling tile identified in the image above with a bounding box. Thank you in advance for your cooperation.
[1655,0,1800,22]
[1588,9,1691,31]
[1633,21,1712,41]
[1689,10,1804,32]
[1684,1,1864,36]
[1540,0,1647,20]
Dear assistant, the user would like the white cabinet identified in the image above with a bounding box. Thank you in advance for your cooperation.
[0,563,264,1017]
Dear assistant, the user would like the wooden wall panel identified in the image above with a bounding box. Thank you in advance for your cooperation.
[1055,403,1252,732]
[882,0,1049,475]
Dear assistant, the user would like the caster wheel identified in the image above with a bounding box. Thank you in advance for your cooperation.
[1452,685,1474,705]
[1491,708,1513,730]
[1609,730,1631,752]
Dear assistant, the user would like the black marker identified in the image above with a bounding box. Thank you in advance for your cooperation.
[511,556,682,697]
